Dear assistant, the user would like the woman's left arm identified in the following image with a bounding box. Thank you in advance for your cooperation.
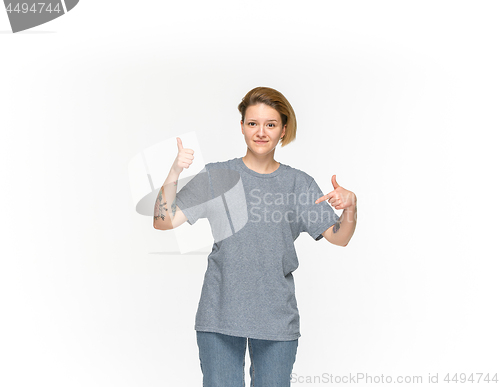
[315,175,357,247]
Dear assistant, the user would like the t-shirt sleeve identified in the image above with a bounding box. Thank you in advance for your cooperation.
[299,178,340,241]
[174,167,211,225]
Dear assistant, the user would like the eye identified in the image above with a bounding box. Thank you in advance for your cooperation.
[248,122,256,126]
[268,123,275,128]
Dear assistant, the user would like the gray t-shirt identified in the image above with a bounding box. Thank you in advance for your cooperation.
[175,157,340,341]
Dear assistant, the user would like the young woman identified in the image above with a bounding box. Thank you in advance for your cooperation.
[153,86,357,386]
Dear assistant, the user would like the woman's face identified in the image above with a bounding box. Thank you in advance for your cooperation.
[240,103,286,157]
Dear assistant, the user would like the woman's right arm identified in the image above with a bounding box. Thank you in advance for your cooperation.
[153,138,194,230]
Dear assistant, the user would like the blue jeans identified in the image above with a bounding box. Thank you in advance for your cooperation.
[196,331,299,387]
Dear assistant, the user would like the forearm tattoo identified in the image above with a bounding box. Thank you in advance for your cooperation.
[154,180,179,221]
[332,220,341,233]
[154,187,168,221]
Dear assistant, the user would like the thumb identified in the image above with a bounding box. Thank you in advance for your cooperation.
[177,137,184,151]
[331,175,340,189]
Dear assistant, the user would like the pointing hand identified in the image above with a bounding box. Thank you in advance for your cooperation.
[315,175,357,210]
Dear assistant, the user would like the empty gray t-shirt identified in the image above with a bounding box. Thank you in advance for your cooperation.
[175,157,340,341]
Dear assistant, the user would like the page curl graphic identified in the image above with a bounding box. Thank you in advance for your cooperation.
[128,132,210,254]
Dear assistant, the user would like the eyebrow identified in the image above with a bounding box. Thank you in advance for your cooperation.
[247,119,278,122]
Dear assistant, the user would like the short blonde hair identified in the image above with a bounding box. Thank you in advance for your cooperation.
[237,86,297,147]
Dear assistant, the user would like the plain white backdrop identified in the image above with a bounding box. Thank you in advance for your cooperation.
[1,1,499,386]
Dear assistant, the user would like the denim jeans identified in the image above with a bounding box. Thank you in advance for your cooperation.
[196,331,299,387]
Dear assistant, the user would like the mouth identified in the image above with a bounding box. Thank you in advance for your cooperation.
[254,140,268,144]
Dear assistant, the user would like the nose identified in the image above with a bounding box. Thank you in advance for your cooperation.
[257,125,266,137]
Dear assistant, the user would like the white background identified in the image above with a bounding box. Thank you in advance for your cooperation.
[1,1,499,386]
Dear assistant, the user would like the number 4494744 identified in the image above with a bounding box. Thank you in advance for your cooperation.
[444,373,498,383]
[6,3,63,14]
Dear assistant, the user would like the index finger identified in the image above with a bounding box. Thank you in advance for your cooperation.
[315,194,329,204]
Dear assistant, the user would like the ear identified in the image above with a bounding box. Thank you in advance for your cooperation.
[241,120,244,134]
[281,124,286,138]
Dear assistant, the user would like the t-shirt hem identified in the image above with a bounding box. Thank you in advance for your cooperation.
[195,325,301,341]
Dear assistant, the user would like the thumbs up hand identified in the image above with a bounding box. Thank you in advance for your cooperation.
[172,137,195,174]
[315,175,357,210]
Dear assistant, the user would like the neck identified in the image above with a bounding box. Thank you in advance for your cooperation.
[242,150,279,174]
